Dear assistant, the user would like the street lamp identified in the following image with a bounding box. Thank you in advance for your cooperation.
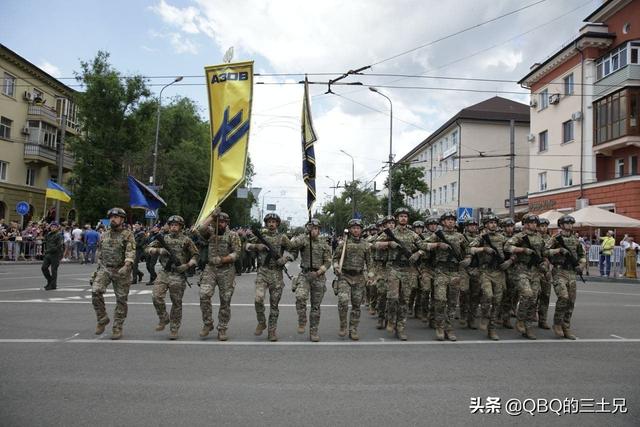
[151,76,183,186]
[260,190,272,220]
[369,87,393,216]
[339,149,356,217]
[325,175,337,199]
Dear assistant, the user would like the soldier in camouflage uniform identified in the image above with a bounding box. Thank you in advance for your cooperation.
[91,208,136,340]
[132,223,146,284]
[420,211,471,341]
[145,215,199,340]
[460,218,481,329]
[42,221,63,290]
[499,218,517,328]
[468,215,510,340]
[364,223,380,315]
[197,210,242,341]
[333,219,374,340]
[373,216,394,330]
[373,208,421,340]
[421,216,439,327]
[545,215,586,340]
[245,213,292,342]
[536,217,553,330]
[289,219,331,342]
[504,214,546,339]
[408,220,426,319]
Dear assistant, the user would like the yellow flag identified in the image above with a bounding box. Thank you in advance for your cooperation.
[196,61,254,225]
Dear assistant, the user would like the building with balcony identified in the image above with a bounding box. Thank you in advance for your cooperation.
[519,0,640,236]
[399,96,530,217]
[0,44,78,223]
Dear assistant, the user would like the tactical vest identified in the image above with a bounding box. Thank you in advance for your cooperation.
[342,238,368,272]
[550,233,582,270]
[100,229,131,267]
[511,231,545,267]
[257,230,284,268]
[476,232,507,268]
[432,230,466,265]
[298,236,328,270]
[208,228,234,263]
[159,233,193,266]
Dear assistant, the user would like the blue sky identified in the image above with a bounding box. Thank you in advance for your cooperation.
[2,0,602,225]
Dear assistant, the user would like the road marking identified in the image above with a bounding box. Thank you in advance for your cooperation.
[0,273,88,281]
[580,290,640,297]
[1,338,639,346]
[610,334,626,340]
[0,300,342,307]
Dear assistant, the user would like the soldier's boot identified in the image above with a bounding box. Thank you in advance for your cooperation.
[458,319,468,328]
[376,318,385,330]
[468,317,478,330]
[445,329,457,342]
[562,327,576,340]
[111,329,122,340]
[479,318,489,332]
[538,320,551,330]
[488,329,500,341]
[217,329,228,341]
[524,327,537,340]
[349,329,360,341]
[553,324,564,338]
[397,327,408,341]
[297,322,306,334]
[309,330,320,342]
[254,323,267,336]
[502,318,513,329]
[338,322,348,338]
[95,318,110,335]
[435,327,445,341]
[155,317,169,332]
[268,328,278,342]
[169,330,178,340]
[199,324,213,338]
[515,320,526,334]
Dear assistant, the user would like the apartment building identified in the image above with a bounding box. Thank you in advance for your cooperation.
[400,96,530,217]
[0,44,78,223]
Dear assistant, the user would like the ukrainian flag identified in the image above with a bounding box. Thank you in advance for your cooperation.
[46,179,72,203]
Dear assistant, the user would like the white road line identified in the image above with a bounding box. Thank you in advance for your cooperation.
[0,300,339,307]
[610,334,626,340]
[580,290,640,297]
[1,338,639,346]
[0,273,88,281]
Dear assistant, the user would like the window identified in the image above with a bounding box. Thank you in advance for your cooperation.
[0,116,12,139]
[26,168,36,187]
[443,184,448,203]
[538,172,547,191]
[615,159,624,178]
[630,156,638,175]
[562,165,573,187]
[563,73,574,96]
[2,73,16,97]
[451,182,457,201]
[538,130,548,152]
[596,42,636,80]
[0,161,7,181]
[539,89,549,110]
[453,158,459,170]
[562,120,574,143]
[594,88,640,144]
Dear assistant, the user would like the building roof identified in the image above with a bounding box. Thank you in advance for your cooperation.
[399,96,529,163]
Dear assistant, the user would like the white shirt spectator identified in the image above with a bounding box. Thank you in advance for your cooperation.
[72,227,83,242]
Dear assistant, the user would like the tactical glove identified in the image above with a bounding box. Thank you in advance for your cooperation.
[175,263,189,273]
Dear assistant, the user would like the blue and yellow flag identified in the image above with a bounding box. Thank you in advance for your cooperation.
[45,179,71,203]
[301,77,318,217]
[196,61,254,225]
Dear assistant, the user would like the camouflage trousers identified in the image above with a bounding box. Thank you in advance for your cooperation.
[337,273,366,332]
[514,265,541,328]
[433,268,462,331]
[92,266,131,331]
[199,264,236,331]
[552,269,577,329]
[255,267,284,330]
[375,265,389,321]
[152,271,188,332]
[501,269,518,321]
[478,268,505,331]
[387,265,417,330]
[459,268,481,323]
[537,273,552,324]
[411,268,433,320]
[367,261,384,311]
[295,272,327,334]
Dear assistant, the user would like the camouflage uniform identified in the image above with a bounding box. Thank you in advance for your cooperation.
[412,231,434,322]
[499,229,518,327]
[505,230,546,338]
[247,229,292,335]
[371,232,390,328]
[366,232,382,314]
[197,224,242,334]
[333,235,373,339]
[92,226,136,334]
[290,234,332,338]
[537,232,553,328]
[460,230,481,327]
[146,232,199,333]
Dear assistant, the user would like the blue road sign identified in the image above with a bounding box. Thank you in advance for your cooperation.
[457,207,473,222]
[16,201,30,216]
[145,209,158,219]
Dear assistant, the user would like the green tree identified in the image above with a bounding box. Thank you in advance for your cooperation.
[380,164,429,215]
[318,180,381,232]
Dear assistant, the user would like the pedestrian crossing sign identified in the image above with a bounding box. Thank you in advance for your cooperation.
[457,207,473,222]
[145,209,158,219]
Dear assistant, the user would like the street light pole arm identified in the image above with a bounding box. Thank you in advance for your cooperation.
[152,77,183,186]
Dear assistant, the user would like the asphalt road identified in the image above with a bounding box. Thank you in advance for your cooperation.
[0,262,638,426]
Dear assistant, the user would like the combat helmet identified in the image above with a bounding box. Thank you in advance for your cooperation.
[557,215,576,227]
[440,210,457,222]
[522,214,540,224]
[394,207,410,217]
[167,215,185,226]
[264,213,281,225]
[348,218,363,228]
[482,214,499,225]
[107,207,126,218]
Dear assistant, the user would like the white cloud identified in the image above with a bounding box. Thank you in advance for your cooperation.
[39,61,61,77]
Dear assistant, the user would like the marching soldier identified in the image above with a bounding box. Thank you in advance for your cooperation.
[408,220,426,319]
[197,210,242,341]
[460,218,481,329]
[421,216,440,327]
[545,215,586,340]
[145,215,199,340]
[41,221,63,290]
[132,223,146,284]
[504,214,546,340]
[364,223,379,314]
[468,215,510,340]
[91,208,136,340]
[245,213,292,342]
[499,218,518,328]
[373,216,394,329]
[333,219,374,340]
[290,218,332,342]
[373,207,421,341]
[145,223,161,285]
[420,211,471,341]
[536,217,553,330]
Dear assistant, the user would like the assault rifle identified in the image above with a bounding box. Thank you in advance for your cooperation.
[481,233,505,267]
[383,228,423,275]
[555,235,586,284]
[153,233,191,287]
[434,229,463,262]
[251,228,293,281]
[522,234,544,267]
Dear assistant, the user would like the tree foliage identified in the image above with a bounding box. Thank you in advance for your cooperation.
[380,164,429,215]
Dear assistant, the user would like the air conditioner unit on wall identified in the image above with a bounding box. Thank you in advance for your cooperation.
[571,111,583,121]
[527,133,536,142]
[549,93,560,104]
[23,91,33,101]
[529,99,537,108]
[21,126,30,135]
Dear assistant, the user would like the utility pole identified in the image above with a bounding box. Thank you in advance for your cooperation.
[55,114,66,223]
[340,150,355,217]
[369,87,393,216]
[509,119,515,219]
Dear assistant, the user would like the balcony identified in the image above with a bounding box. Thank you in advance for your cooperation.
[27,105,60,126]
[23,143,74,170]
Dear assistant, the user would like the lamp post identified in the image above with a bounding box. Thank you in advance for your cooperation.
[369,87,393,216]
[260,190,272,220]
[151,76,183,186]
[340,149,355,217]
[325,175,337,199]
